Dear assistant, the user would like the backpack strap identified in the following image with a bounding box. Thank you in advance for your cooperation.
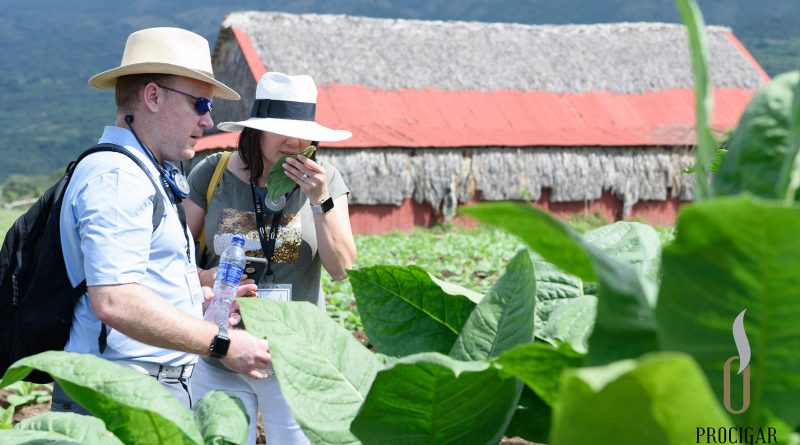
[71,143,165,232]
[69,143,168,354]
[197,151,232,265]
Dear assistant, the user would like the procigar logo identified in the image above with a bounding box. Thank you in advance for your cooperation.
[724,309,750,414]
[695,310,777,445]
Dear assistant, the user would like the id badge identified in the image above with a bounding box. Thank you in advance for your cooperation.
[257,284,292,302]
[186,268,204,304]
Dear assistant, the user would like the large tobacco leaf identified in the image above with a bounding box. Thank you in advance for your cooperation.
[583,221,662,287]
[192,391,249,445]
[551,353,732,445]
[533,260,585,345]
[450,249,536,361]
[349,265,478,357]
[539,296,596,354]
[656,196,800,430]
[350,353,521,445]
[714,71,800,200]
[10,412,122,445]
[0,429,83,444]
[238,298,382,445]
[461,203,658,365]
[0,351,203,444]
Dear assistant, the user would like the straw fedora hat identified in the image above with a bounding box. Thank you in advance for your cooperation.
[218,72,351,142]
[89,27,239,100]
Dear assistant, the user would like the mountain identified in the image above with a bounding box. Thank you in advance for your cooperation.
[0,0,798,180]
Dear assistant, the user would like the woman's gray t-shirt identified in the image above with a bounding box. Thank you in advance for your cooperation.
[187,151,350,309]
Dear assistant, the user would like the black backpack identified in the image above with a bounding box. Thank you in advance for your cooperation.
[0,143,165,383]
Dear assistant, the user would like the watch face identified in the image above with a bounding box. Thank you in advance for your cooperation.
[321,197,334,213]
[210,330,231,358]
[173,172,191,197]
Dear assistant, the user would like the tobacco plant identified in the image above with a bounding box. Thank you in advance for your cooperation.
[2,0,800,444]
[0,352,249,444]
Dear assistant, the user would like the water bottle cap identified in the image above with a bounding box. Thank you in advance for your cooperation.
[231,235,245,247]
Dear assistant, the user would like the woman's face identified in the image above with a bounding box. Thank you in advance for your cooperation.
[259,131,311,166]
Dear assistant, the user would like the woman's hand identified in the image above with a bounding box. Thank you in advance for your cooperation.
[283,155,329,204]
[198,267,255,288]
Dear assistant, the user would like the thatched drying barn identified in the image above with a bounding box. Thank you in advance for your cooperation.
[195,12,769,234]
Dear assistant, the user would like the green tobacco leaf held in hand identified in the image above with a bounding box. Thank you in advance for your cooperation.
[351,353,521,445]
[450,249,537,361]
[715,71,800,200]
[238,298,381,445]
[13,412,123,445]
[0,351,203,445]
[551,353,733,445]
[656,196,800,430]
[266,144,315,200]
[349,265,479,357]
[193,391,249,445]
[462,203,658,366]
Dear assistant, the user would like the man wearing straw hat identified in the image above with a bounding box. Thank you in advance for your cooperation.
[52,27,272,414]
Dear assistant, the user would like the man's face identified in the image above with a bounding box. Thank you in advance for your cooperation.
[153,77,214,162]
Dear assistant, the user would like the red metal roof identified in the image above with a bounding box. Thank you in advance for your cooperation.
[196,25,761,152]
[198,85,756,151]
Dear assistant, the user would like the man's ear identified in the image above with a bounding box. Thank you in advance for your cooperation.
[141,82,161,113]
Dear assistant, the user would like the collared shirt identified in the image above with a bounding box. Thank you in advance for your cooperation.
[60,126,201,366]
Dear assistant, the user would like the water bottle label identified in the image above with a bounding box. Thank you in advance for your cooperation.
[218,262,244,286]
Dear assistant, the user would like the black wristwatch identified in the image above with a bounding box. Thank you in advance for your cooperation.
[209,326,230,359]
[311,196,334,214]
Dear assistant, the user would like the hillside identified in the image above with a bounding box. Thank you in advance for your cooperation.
[0,0,797,181]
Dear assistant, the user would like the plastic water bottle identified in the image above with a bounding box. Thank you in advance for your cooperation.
[204,235,246,328]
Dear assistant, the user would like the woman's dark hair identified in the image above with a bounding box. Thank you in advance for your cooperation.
[237,127,263,182]
[237,127,319,183]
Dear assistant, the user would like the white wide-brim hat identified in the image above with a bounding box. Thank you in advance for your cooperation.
[217,72,352,142]
[89,27,239,100]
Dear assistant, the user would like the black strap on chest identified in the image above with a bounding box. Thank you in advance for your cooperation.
[249,183,289,282]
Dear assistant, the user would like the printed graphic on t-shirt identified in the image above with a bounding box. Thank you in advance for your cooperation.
[213,208,301,263]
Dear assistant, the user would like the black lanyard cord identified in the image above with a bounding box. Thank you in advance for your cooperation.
[125,116,192,263]
[250,182,285,282]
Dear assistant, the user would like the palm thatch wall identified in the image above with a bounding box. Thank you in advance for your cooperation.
[318,146,694,218]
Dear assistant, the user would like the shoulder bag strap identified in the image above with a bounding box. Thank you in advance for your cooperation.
[198,151,232,264]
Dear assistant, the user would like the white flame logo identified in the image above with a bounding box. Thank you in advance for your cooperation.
[732,309,750,374]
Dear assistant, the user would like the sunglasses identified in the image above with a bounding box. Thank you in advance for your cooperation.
[157,84,213,115]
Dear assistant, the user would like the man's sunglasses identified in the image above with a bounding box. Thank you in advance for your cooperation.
[157,84,213,115]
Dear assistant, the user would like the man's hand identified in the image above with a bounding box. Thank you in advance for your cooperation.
[220,329,272,379]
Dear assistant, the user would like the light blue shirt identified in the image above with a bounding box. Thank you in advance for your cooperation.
[60,126,201,366]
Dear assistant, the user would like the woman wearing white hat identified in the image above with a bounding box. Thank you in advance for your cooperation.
[184,72,356,445]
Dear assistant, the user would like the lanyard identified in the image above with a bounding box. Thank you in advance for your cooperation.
[250,182,287,282]
[161,174,192,263]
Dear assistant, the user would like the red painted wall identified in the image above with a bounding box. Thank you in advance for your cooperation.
[348,192,684,235]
